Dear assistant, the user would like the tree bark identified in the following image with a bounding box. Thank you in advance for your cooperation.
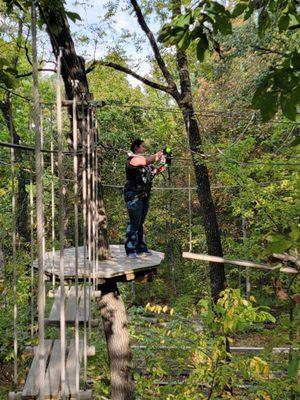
[0,99,29,242]
[98,280,135,400]
[180,106,225,302]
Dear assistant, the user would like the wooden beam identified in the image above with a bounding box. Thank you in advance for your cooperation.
[182,252,298,274]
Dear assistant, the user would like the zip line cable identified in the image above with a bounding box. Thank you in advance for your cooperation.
[1,81,300,126]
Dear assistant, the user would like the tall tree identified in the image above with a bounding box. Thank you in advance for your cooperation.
[38,0,110,258]
[0,18,29,241]
[98,0,226,302]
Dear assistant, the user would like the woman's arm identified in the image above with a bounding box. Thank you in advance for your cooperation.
[130,151,163,167]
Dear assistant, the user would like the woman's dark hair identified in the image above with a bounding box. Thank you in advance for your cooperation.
[130,139,144,153]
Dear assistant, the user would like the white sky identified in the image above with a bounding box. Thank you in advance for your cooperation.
[65,0,160,86]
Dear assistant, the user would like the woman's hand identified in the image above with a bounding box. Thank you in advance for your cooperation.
[154,151,163,162]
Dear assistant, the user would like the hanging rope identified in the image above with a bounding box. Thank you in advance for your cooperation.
[94,110,99,289]
[9,92,18,390]
[56,47,66,400]
[81,98,88,385]
[31,2,45,397]
[87,108,92,341]
[50,107,56,289]
[72,80,80,396]
[188,167,192,253]
[30,174,34,340]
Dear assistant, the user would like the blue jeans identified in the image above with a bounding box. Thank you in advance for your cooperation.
[125,196,150,255]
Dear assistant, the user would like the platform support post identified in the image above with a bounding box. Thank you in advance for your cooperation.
[98,280,135,400]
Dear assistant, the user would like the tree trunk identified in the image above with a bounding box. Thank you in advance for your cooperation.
[0,99,29,242]
[175,46,226,302]
[98,280,135,400]
[40,2,110,254]
[181,108,225,302]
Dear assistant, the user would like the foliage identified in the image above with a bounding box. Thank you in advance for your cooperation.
[159,0,300,121]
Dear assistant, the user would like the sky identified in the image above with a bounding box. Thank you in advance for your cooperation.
[65,0,161,87]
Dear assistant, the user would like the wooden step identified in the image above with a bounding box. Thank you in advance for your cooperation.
[47,286,90,324]
[13,339,92,399]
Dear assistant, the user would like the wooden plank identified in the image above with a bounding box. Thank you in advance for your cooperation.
[44,340,61,399]
[48,286,69,322]
[65,339,83,398]
[22,340,53,399]
[65,285,78,322]
[182,252,298,274]
[78,287,89,322]
[35,245,164,279]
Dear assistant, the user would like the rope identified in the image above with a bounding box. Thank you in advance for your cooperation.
[32,2,45,397]
[81,99,88,385]
[72,81,80,396]
[188,167,192,252]
[87,109,92,341]
[50,108,56,289]
[30,174,35,340]
[9,93,18,389]
[92,108,97,316]
[57,47,66,400]
[95,111,100,289]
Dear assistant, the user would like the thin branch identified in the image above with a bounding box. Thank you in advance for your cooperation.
[16,68,56,78]
[130,0,180,99]
[94,61,172,93]
[252,46,285,56]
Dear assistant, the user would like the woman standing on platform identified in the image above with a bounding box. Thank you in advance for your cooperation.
[124,139,166,258]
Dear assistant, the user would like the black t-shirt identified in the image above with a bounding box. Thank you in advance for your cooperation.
[124,156,153,198]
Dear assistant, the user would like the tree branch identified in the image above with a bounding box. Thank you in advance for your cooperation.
[95,61,172,93]
[130,0,180,100]
[16,68,56,78]
[252,46,285,56]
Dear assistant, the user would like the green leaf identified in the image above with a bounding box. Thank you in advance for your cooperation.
[190,25,203,40]
[258,9,270,38]
[280,93,296,120]
[196,34,209,62]
[231,2,248,18]
[289,225,300,243]
[214,14,232,35]
[287,353,299,378]
[66,11,82,23]
[266,239,292,253]
[278,14,290,32]
[244,2,254,20]
[252,88,278,121]
[291,51,300,69]
[177,30,190,52]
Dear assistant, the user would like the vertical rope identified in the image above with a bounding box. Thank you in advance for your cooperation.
[9,93,18,389]
[57,47,66,400]
[87,109,92,341]
[94,110,99,288]
[92,108,96,317]
[31,3,45,398]
[30,174,34,340]
[188,167,192,252]
[81,99,88,384]
[50,107,56,290]
[72,80,80,396]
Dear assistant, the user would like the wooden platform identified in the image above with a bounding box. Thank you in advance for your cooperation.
[38,244,164,280]
[9,340,92,399]
[46,286,90,325]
